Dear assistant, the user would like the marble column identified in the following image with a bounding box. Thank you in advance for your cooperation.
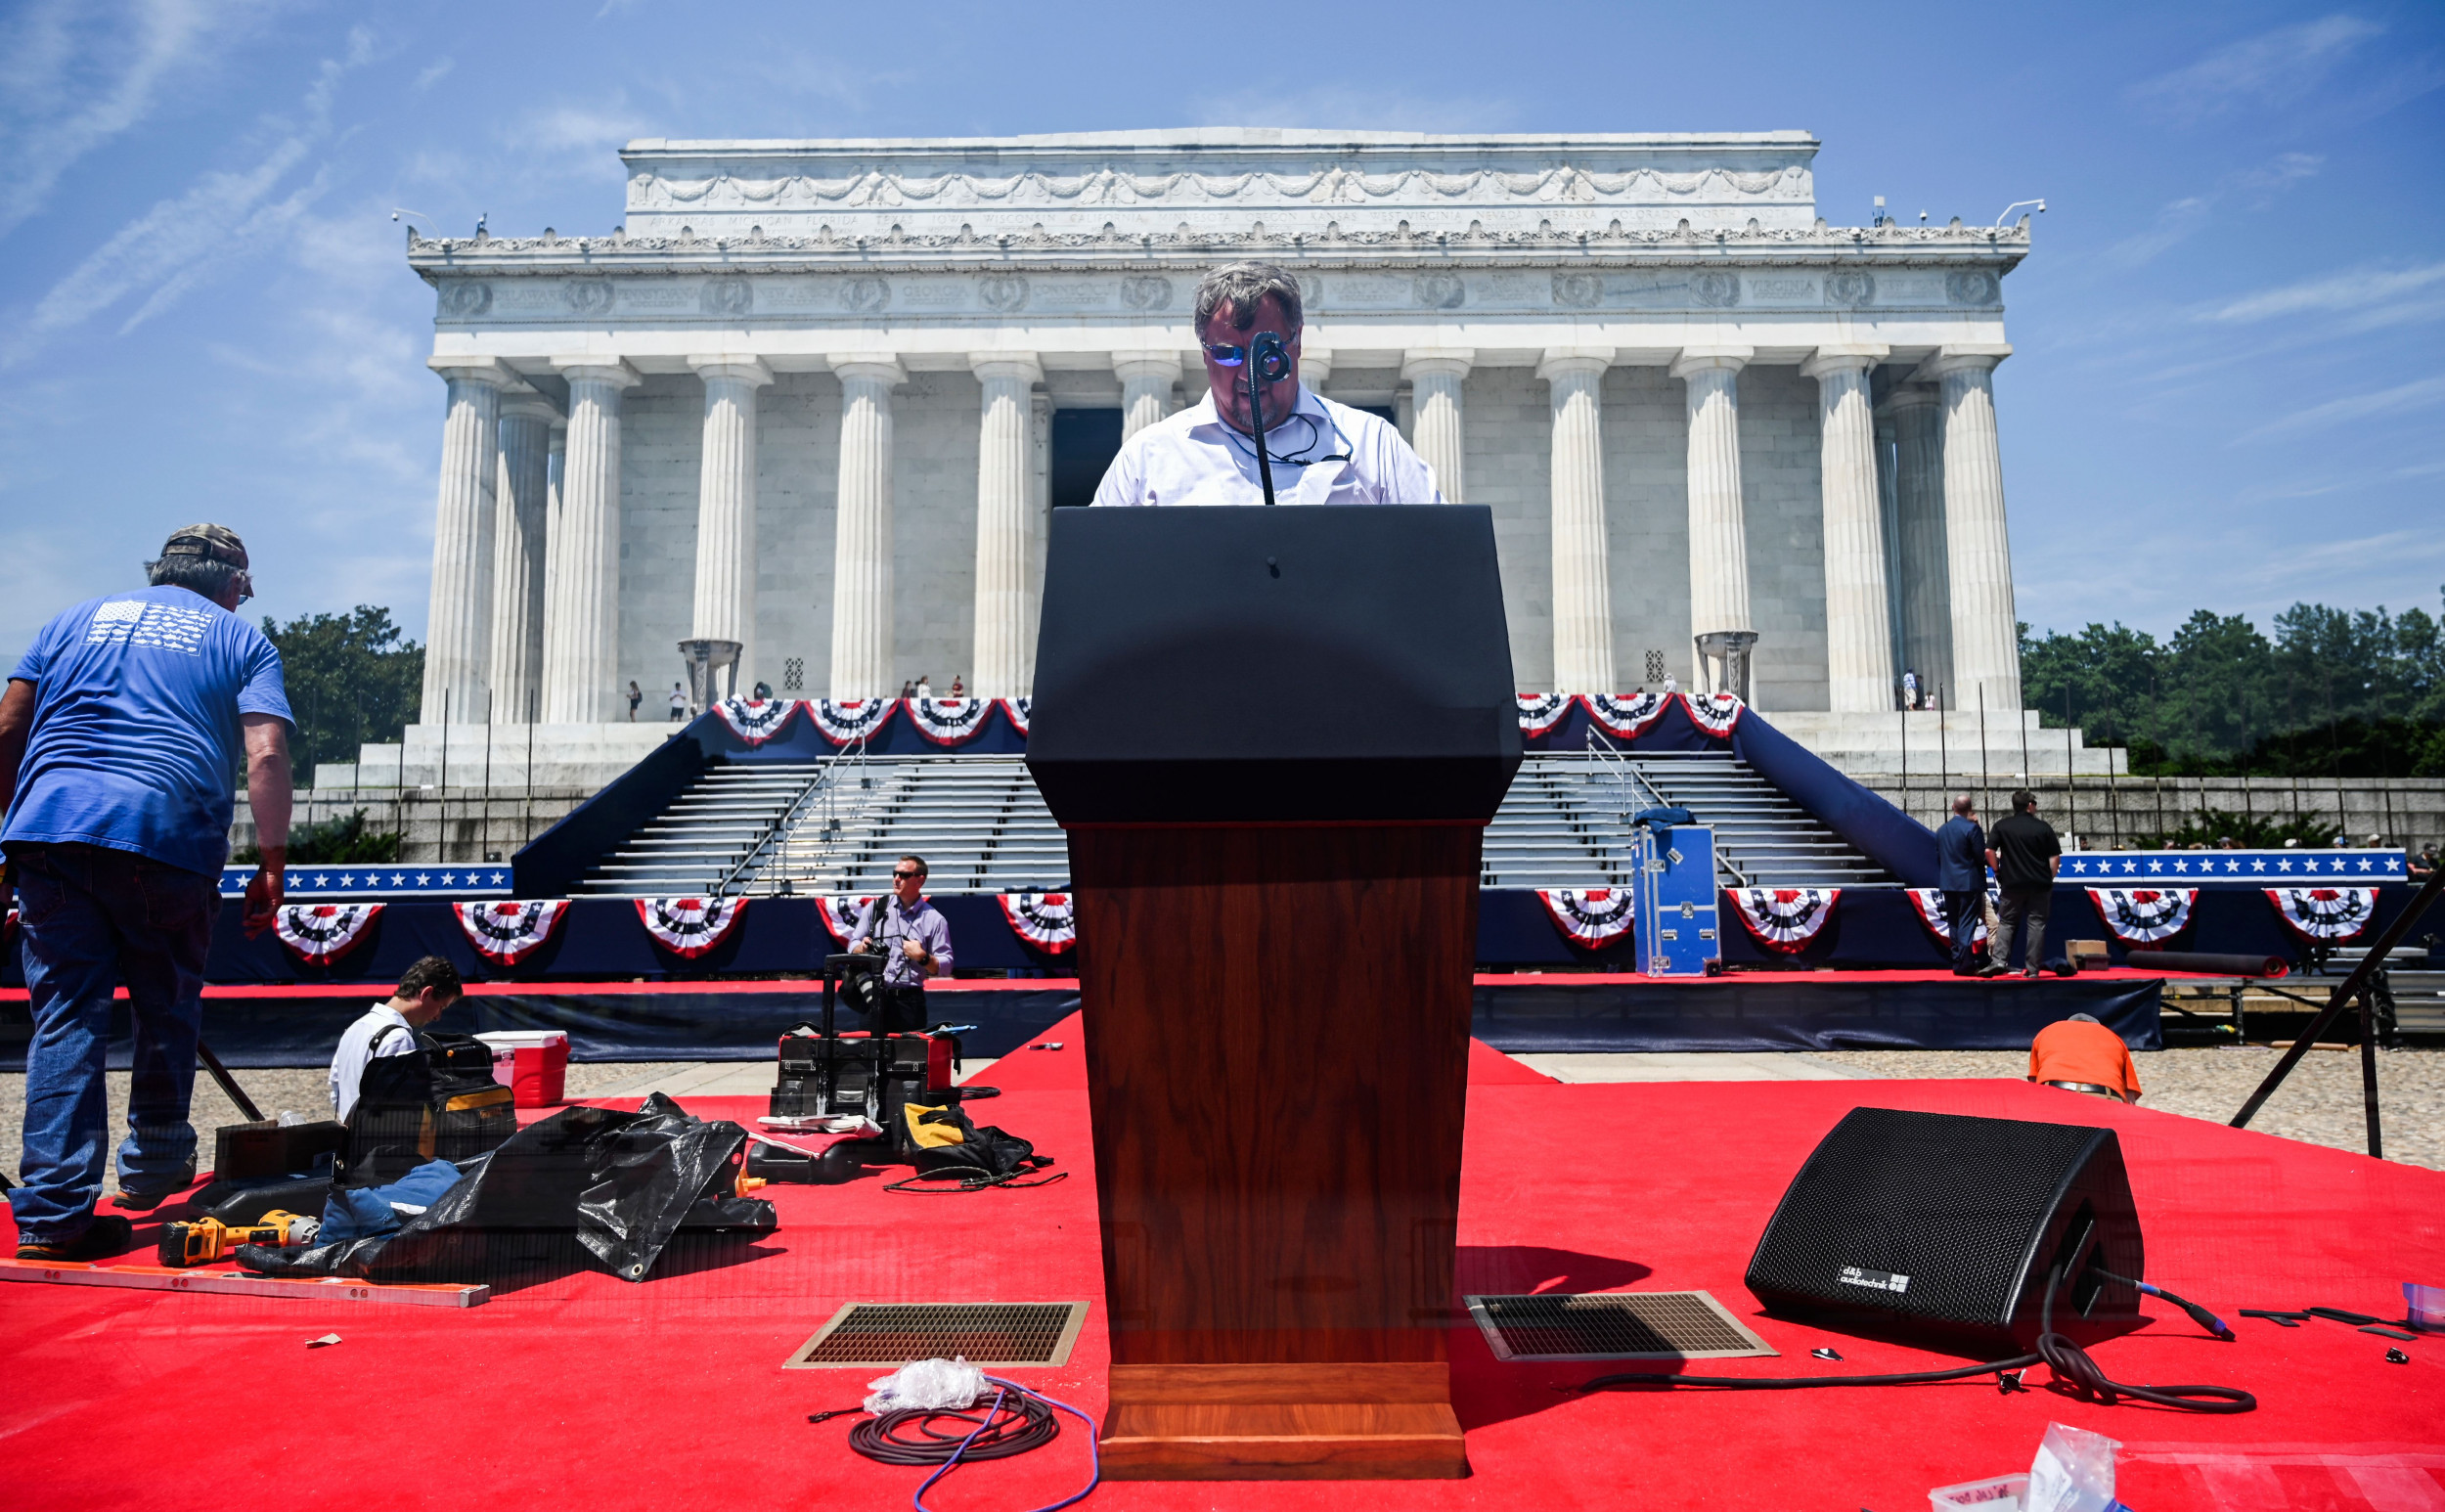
[1298,345,1332,397]
[687,356,773,694]
[1023,393,1051,689]
[827,355,905,699]
[541,358,640,724]
[1671,346,1756,682]
[1538,347,1616,693]
[487,386,557,724]
[420,357,508,725]
[970,353,1042,698]
[1801,345,1895,713]
[1931,346,2020,712]
[1401,349,1473,504]
[1112,350,1179,440]
[1885,385,1952,700]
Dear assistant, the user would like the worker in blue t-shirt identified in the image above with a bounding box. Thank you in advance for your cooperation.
[0,524,294,1262]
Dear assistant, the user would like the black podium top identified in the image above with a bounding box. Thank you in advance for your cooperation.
[1027,506,1521,824]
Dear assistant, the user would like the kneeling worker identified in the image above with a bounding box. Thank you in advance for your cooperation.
[848,855,952,1034]
[330,956,464,1121]
[2028,1012,2141,1104]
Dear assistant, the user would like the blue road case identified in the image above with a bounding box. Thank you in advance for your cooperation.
[1630,824,1720,976]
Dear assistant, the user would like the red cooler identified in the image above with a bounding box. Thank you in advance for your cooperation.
[474,1030,570,1107]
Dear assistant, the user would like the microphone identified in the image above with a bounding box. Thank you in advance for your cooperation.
[1247,332,1292,507]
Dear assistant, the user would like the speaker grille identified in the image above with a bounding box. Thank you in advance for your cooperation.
[782,1302,1089,1369]
[1464,1291,1775,1360]
[1745,1106,2139,1345]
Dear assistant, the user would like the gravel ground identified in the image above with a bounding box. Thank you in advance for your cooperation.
[5,1049,2438,1194]
[1811,1046,2445,1171]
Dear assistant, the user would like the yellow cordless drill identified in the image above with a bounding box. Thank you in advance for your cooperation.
[156,1211,320,1267]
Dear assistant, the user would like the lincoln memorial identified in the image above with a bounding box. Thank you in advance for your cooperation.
[398,128,2067,779]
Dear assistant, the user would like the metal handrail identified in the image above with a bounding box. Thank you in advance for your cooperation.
[1578,730,1752,887]
[713,734,868,898]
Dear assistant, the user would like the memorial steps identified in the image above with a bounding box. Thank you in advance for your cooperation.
[567,750,1895,898]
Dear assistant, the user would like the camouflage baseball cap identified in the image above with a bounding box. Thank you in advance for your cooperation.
[159,523,248,569]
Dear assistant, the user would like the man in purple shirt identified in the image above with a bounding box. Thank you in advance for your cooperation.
[847,854,954,1034]
[1,525,293,1260]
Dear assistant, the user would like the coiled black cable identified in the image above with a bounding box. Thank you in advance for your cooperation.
[1577,1265,2256,1414]
[848,1386,1059,1464]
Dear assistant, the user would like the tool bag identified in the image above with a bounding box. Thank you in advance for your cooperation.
[897,1102,1056,1182]
[339,1027,516,1187]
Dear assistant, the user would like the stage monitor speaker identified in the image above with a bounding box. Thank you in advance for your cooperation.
[1744,1107,2144,1355]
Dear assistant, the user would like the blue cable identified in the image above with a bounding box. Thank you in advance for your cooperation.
[909,1376,1101,1512]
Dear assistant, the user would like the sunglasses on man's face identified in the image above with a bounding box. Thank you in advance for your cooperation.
[1203,341,1292,369]
[893,869,923,879]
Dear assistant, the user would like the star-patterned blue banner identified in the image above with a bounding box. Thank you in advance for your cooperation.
[219,864,515,898]
[2060,849,2405,884]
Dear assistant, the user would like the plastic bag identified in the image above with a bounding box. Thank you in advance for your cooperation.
[2026,1422,2122,1512]
[865,1356,985,1414]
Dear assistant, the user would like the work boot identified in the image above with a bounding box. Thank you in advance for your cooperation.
[111,1163,198,1212]
[17,1213,134,1263]
[1978,962,2010,978]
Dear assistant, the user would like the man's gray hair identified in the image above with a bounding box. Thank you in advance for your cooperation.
[146,555,241,600]
[1193,262,1304,340]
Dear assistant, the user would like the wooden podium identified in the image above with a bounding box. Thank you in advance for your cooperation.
[1028,507,1520,1480]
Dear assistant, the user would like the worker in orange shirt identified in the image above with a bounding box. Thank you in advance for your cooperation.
[2028,1012,2141,1103]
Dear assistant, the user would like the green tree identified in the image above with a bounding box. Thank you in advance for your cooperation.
[2021,585,2445,779]
[262,606,424,773]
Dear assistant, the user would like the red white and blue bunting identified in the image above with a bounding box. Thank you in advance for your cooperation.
[2265,886,2378,944]
[998,891,1078,954]
[2086,888,2197,945]
[1728,886,1839,953]
[1905,887,1993,948]
[714,697,797,745]
[1537,888,1636,947]
[1000,697,1031,736]
[810,699,895,745]
[1515,692,1574,734]
[635,896,748,958]
[454,899,571,965]
[817,895,877,945]
[273,902,382,961]
[907,697,991,747]
[1682,691,1745,737]
[1583,691,1668,739]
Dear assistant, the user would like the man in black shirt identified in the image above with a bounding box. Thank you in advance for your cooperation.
[1987,788,2063,977]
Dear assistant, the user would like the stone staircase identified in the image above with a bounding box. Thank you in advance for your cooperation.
[560,749,1897,899]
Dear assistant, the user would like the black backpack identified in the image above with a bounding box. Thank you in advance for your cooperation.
[339,1027,516,1187]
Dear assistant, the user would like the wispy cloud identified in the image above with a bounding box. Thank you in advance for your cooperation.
[413,57,454,91]
[2103,154,2322,270]
[2203,261,2445,324]
[2243,375,2445,440]
[0,0,288,240]
[2129,14,2383,122]
[495,99,657,194]
[10,26,375,359]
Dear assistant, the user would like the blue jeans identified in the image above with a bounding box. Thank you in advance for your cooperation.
[9,843,217,1242]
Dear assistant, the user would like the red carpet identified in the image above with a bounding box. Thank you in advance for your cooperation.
[5,1045,2439,1509]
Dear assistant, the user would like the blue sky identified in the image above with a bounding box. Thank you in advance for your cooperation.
[3,0,2440,668]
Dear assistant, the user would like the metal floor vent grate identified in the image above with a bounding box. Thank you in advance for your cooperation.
[1464,1291,1776,1361]
[783,1302,1089,1369]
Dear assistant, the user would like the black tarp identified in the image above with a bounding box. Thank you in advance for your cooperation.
[240,1093,775,1283]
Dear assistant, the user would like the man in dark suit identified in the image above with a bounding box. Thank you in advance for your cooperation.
[1934,794,1990,976]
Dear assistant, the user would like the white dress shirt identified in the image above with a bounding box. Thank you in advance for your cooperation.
[329,1003,419,1121]
[1092,384,1443,508]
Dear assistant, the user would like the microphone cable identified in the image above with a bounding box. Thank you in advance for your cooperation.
[835,1375,1100,1512]
[1574,1265,2255,1415]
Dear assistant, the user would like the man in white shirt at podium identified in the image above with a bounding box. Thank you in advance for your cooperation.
[1092,261,1444,509]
